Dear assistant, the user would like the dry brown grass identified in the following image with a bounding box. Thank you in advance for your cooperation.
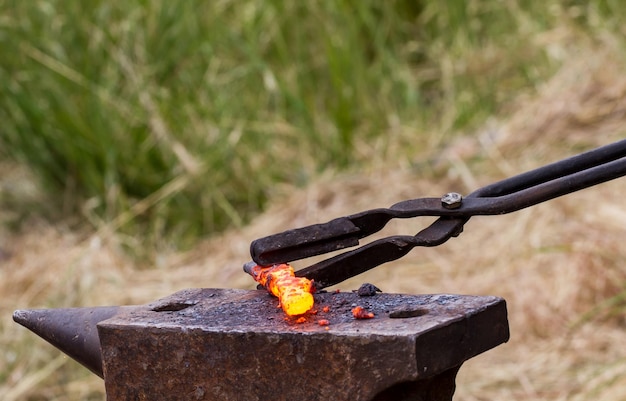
[2,46,626,401]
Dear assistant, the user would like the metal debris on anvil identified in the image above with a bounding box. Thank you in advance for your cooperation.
[355,282,382,296]
[14,288,509,401]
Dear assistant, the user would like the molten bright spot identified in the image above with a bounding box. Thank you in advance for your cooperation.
[247,263,315,316]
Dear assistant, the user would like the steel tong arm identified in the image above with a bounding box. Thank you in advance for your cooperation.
[249,139,626,289]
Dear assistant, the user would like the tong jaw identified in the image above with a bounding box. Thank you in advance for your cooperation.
[251,218,360,266]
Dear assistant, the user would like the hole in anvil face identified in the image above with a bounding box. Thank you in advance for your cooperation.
[151,301,197,312]
[388,306,429,319]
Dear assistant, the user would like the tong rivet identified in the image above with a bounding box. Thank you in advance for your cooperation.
[441,192,463,209]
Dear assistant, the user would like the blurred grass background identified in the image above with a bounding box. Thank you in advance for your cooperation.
[1,1,626,400]
[1,0,595,251]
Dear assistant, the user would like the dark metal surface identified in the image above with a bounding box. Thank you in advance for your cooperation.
[93,288,508,401]
[13,306,130,378]
[250,139,626,288]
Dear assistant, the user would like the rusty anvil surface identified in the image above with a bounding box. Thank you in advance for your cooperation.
[90,288,508,401]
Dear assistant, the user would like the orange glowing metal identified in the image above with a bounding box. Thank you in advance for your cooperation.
[352,306,375,319]
[247,263,315,316]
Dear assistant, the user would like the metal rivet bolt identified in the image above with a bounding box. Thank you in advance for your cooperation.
[441,192,463,209]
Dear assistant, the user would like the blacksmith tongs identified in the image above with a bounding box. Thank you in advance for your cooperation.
[248,139,626,289]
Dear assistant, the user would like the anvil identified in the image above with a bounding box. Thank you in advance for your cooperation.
[14,288,509,401]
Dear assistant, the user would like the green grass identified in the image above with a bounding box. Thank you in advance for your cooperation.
[1,0,624,250]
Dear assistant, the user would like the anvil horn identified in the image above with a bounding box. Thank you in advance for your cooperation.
[13,306,122,378]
